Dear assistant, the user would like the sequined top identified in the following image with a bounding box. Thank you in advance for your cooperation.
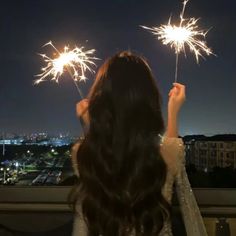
[72,137,207,236]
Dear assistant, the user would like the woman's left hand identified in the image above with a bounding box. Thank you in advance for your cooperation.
[76,99,89,125]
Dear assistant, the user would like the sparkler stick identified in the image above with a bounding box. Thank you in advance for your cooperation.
[66,65,84,98]
[35,41,98,99]
[141,0,214,82]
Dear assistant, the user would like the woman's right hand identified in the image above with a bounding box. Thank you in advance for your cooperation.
[166,83,185,137]
[168,83,186,116]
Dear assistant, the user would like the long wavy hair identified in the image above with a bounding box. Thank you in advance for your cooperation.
[74,51,170,236]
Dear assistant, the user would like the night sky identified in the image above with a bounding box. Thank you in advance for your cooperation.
[0,0,235,136]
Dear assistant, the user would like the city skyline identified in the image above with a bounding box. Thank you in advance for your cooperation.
[0,0,236,136]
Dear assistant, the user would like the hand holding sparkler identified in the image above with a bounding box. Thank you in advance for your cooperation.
[76,99,90,134]
[168,83,186,115]
[141,0,215,82]
[167,82,186,137]
[35,41,99,99]
[76,99,89,123]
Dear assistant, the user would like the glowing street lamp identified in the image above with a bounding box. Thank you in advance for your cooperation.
[0,167,10,184]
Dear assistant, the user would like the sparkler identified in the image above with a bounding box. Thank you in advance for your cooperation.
[141,0,214,82]
[35,41,98,98]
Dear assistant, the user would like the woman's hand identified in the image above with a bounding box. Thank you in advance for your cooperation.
[166,83,186,137]
[168,83,186,116]
[76,99,89,126]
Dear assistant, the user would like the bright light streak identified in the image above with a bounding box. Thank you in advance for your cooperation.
[35,41,98,85]
[141,0,215,81]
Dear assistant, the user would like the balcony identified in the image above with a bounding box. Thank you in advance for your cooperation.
[0,187,236,235]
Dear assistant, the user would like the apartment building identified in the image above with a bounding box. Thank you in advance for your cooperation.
[184,135,236,171]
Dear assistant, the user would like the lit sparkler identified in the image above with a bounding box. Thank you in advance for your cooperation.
[35,41,98,98]
[141,0,214,82]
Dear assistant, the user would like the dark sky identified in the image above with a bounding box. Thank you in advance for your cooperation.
[0,0,235,136]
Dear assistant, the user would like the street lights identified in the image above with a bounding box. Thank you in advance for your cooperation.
[26,150,33,158]
[0,167,10,184]
[15,162,19,172]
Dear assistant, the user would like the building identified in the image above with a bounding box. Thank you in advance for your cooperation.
[184,135,236,171]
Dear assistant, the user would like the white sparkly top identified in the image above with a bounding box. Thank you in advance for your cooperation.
[71,137,207,236]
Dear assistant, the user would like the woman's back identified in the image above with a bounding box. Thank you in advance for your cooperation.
[70,51,206,236]
[72,136,185,236]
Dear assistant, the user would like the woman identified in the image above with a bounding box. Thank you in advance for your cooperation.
[71,51,207,236]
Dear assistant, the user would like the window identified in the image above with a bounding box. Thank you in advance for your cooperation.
[211,150,217,157]
[226,142,234,149]
[210,143,217,148]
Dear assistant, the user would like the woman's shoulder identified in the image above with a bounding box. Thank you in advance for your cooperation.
[160,136,185,176]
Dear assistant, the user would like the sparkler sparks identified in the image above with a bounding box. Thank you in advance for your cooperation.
[35,41,98,97]
[141,0,214,81]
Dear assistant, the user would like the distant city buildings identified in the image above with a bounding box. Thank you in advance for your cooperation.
[0,132,78,147]
[0,132,74,185]
[1,132,236,172]
[0,138,24,145]
[184,135,236,171]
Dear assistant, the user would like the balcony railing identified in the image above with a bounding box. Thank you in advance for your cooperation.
[0,187,236,235]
